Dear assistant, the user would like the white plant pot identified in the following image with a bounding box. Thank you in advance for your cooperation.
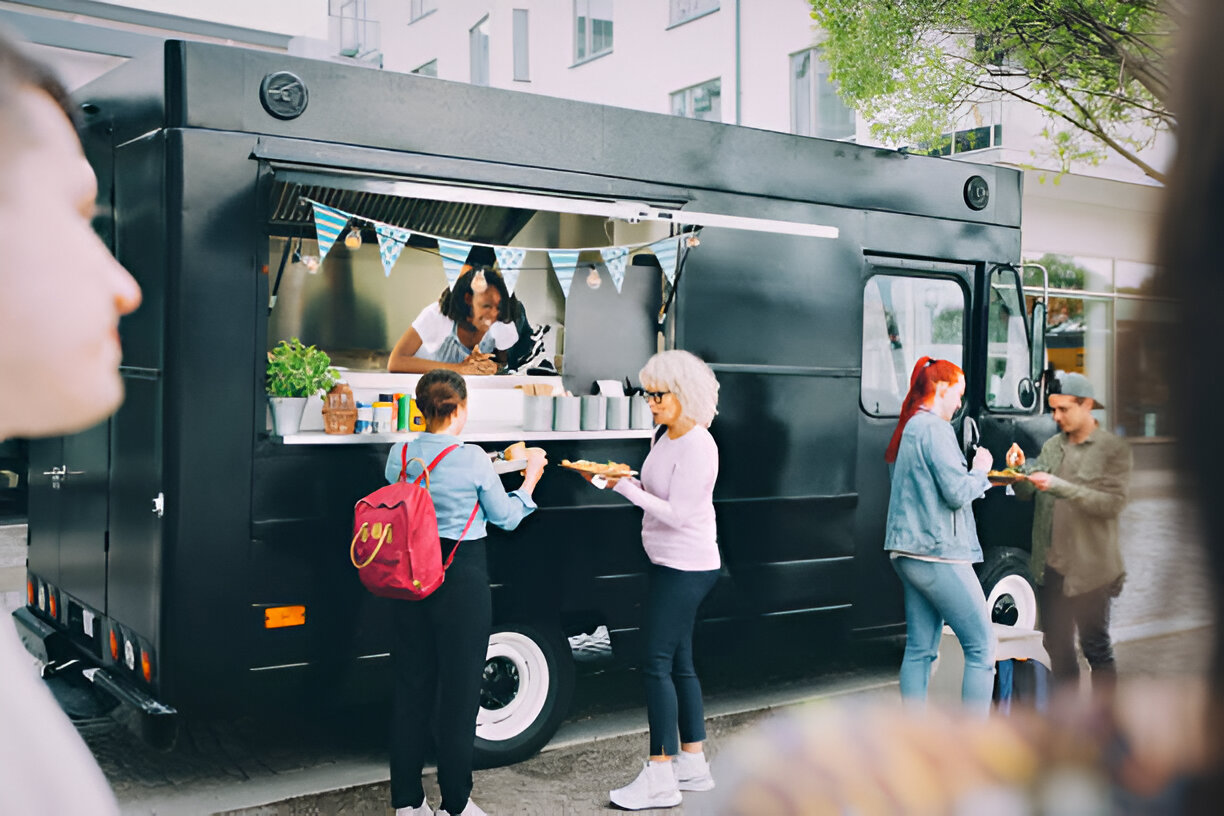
[269,396,308,437]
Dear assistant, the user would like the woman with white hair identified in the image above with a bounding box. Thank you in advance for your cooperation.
[581,350,721,810]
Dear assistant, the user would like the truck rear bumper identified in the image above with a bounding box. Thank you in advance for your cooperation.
[12,606,179,750]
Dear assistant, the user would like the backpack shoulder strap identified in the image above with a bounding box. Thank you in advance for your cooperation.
[413,443,461,485]
[651,425,666,448]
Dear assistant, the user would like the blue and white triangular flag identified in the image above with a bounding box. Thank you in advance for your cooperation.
[310,201,349,263]
[649,237,682,286]
[494,246,527,295]
[600,246,629,293]
[375,225,411,277]
[436,238,474,288]
[547,249,581,298]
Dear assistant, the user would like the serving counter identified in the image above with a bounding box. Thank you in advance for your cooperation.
[276,370,654,445]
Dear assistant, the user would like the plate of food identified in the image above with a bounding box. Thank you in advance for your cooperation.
[560,459,637,477]
[987,468,1025,486]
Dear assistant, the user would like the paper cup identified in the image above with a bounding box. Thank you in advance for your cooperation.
[523,395,554,431]
[552,396,581,431]
[630,395,653,429]
[605,396,630,430]
[581,396,607,431]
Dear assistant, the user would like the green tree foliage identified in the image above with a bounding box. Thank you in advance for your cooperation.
[808,1,1179,182]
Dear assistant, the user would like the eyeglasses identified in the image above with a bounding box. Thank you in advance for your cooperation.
[642,390,671,403]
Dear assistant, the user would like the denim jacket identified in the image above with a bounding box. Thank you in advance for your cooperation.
[884,411,991,562]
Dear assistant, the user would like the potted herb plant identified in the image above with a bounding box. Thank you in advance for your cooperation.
[266,338,339,436]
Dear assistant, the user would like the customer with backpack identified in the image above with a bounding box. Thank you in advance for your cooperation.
[386,369,546,816]
[577,350,721,810]
[884,357,996,716]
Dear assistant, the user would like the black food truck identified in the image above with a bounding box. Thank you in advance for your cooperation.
[16,41,1053,764]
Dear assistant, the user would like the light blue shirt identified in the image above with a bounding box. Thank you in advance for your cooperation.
[384,433,537,540]
[884,410,990,562]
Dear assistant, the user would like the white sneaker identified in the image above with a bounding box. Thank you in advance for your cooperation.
[434,800,488,816]
[395,803,431,816]
[674,750,715,792]
[609,761,682,810]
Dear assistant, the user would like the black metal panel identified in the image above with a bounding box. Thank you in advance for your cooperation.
[58,423,110,612]
[112,135,167,370]
[710,373,859,500]
[677,212,864,370]
[157,128,262,703]
[107,376,162,642]
[25,437,62,585]
[72,42,1021,228]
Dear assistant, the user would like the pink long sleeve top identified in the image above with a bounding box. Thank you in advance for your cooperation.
[612,425,720,571]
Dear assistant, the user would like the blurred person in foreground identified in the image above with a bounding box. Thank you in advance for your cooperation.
[0,28,141,813]
[884,357,995,716]
[1009,372,1132,694]
[708,1,1224,808]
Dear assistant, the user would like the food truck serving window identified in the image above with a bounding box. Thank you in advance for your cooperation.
[860,274,967,416]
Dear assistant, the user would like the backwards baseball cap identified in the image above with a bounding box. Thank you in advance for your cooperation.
[1050,371,1104,409]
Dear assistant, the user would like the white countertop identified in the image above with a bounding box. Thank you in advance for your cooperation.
[279,427,655,445]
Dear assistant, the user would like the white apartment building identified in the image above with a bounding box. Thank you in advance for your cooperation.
[3,0,1173,443]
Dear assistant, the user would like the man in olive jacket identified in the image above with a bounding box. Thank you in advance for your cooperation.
[1011,373,1132,692]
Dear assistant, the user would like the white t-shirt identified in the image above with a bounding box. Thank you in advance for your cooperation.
[411,301,518,355]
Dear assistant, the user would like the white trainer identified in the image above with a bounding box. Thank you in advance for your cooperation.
[609,761,683,810]
[434,800,488,816]
[395,803,431,816]
[674,750,715,792]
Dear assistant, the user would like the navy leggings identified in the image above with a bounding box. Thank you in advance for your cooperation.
[642,563,719,756]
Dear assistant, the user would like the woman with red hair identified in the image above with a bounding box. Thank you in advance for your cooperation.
[884,357,996,715]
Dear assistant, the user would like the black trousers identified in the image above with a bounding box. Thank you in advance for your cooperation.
[1040,567,1117,692]
[390,538,490,814]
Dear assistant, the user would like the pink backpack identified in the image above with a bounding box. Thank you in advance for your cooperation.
[350,444,478,600]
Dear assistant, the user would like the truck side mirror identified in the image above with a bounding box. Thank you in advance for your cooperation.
[1029,300,1047,385]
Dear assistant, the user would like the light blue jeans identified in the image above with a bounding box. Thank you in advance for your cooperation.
[891,555,996,716]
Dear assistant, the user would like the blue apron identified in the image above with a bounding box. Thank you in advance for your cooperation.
[418,321,498,364]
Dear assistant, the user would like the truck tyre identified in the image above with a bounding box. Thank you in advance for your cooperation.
[473,622,575,768]
[979,547,1039,629]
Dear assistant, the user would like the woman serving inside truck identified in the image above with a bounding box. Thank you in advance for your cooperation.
[387,265,520,375]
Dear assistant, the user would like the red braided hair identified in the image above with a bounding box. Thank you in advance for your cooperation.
[884,357,965,463]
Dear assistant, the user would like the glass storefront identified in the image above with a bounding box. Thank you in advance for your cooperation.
[1024,253,1172,440]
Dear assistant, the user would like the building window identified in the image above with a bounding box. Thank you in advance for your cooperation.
[574,0,613,62]
[410,0,437,22]
[412,59,438,77]
[790,49,855,140]
[670,78,721,121]
[513,9,530,81]
[470,16,489,86]
[670,0,719,26]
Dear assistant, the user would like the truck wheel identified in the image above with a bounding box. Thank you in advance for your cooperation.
[473,623,575,768]
[979,547,1038,629]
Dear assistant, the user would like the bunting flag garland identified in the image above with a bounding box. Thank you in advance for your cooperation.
[310,202,349,262]
[298,198,704,295]
[649,237,682,286]
[547,249,581,299]
[494,246,527,295]
[375,225,411,277]
[436,237,474,288]
[599,246,629,293]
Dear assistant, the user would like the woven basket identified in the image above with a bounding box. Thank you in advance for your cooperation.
[323,383,358,434]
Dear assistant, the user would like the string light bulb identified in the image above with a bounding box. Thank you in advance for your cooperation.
[685,234,701,248]
[586,265,602,290]
[470,267,488,294]
[301,255,320,273]
[344,226,362,250]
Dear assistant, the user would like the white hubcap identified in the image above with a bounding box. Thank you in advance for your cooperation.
[987,574,1038,629]
[476,631,550,742]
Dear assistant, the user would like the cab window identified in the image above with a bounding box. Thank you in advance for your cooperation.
[861,275,966,416]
